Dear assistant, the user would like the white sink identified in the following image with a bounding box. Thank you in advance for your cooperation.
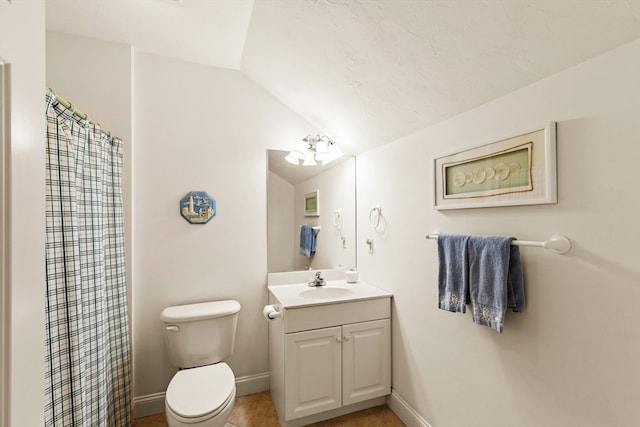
[268,280,392,308]
[299,287,355,299]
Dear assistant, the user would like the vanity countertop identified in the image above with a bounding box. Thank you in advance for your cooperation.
[268,280,392,309]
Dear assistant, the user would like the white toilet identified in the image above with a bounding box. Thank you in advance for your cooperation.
[161,300,241,427]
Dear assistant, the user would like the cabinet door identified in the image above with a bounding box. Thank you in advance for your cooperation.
[285,326,342,420]
[342,319,391,406]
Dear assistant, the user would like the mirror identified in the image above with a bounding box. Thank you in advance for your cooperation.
[267,150,356,272]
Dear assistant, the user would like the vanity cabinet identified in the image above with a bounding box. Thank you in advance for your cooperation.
[285,326,342,418]
[342,319,390,405]
[268,291,392,427]
[285,319,391,420]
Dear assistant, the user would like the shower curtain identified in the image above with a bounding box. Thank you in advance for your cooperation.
[44,90,131,427]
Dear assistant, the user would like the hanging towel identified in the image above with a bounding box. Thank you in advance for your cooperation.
[467,236,524,333]
[437,234,470,313]
[299,225,316,257]
[507,244,525,312]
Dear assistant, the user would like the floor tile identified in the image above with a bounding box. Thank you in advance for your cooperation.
[132,391,404,427]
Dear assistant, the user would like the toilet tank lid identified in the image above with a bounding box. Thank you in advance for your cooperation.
[161,300,241,323]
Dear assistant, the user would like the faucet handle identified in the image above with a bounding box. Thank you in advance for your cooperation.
[308,271,325,286]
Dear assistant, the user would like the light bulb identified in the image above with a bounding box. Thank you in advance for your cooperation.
[321,142,343,165]
[302,152,316,166]
[285,151,302,165]
[314,139,330,160]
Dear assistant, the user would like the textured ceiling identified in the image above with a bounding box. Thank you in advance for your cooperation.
[47,0,640,154]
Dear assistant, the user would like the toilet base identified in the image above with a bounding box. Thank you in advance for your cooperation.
[165,389,235,427]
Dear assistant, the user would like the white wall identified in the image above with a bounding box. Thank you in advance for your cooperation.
[0,1,46,426]
[133,52,314,399]
[357,39,640,427]
[46,32,132,142]
[267,170,295,272]
[294,158,357,271]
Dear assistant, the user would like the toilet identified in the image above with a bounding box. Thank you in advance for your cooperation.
[161,300,241,427]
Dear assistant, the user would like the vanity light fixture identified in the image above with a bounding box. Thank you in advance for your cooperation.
[285,134,343,166]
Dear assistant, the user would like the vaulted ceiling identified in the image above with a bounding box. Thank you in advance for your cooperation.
[46,0,640,155]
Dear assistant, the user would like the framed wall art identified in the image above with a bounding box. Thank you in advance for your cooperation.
[434,122,557,210]
[304,190,320,216]
[180,191,216,224]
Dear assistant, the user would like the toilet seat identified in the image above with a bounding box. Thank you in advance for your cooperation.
[166,363,235,421]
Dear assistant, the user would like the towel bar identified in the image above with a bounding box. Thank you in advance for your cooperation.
[424,233,571,254]
[300,225,321,231]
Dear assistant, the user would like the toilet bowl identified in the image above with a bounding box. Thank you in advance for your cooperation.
[161,300,241,427]
[165,363,236,427]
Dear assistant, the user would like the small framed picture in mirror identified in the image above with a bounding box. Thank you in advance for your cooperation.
[304,190,320,216]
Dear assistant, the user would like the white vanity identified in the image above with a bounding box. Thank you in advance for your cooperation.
[267,278,392,427]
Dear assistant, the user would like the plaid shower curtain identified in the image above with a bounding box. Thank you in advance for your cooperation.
[44,90,131,426]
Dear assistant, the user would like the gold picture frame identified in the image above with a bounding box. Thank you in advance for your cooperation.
[434,122,557,210]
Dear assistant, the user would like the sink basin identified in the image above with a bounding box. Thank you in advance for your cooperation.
[268,280,392,308]
[299,287,355,299]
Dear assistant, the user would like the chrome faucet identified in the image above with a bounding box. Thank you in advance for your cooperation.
[308,271,325,287]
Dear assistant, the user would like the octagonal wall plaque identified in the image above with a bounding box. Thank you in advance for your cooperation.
[180,191,216,224]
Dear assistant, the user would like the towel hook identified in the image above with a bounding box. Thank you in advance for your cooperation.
[369,205,382,228]
[332,209,342,227]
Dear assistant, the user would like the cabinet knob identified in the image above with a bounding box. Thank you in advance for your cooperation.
[344,335,350,341]
[336,337,342,343]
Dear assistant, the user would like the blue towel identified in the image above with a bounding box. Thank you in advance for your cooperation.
[437,234,470,313]
[507,244,525,312]
[299,225,316,257]
[467,236,524,333]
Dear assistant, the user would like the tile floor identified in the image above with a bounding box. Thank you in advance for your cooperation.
[132,391,405,427]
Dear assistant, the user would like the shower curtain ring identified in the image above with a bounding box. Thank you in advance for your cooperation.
[46,88,57,111]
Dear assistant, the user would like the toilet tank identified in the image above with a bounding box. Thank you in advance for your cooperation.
[161,300,241,369]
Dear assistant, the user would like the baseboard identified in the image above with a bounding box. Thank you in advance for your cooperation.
[132,372,271,419]
[133,392,165,419]
[386,390,432,427]
[235,371,270,396]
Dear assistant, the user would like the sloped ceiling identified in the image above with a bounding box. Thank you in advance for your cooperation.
[46,0,254,69]
[47,0,640,154]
